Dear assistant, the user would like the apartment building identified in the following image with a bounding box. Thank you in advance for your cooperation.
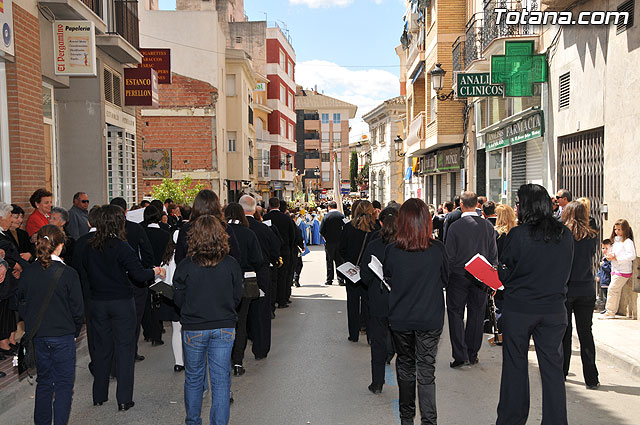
[362,96,406,205]
[0,0,144,209]
[398,0,466,205]
[295,87,357,198]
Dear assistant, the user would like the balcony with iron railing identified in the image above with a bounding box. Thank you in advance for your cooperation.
[464,15,484,69]
[303,131,320,140]
[106,0,139,50]
[481,0,540,53]
[452,37,464,73]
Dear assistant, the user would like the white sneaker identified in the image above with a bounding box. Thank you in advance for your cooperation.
[598,312,616,320]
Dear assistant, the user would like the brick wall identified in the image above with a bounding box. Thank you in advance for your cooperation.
[5,5,46,206]
[138,73,218,197]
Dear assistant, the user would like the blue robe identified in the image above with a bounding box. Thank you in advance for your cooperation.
[311,218,321,245]
[298,220,309,245]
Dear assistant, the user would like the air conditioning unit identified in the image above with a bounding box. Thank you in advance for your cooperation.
[408,12,420,33]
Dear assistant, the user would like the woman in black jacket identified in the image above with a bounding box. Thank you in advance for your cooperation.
[8,204,34,260]
[225,203,263,376]
[496,184,574,425]
[561,201,600,389]
[17,225,84,425]
[360,206,399,395]
[81,205,164,411]
[175,190,241,265]
[339,200,378,342]
[142,205,172,346]
[383,198,448,425]
[173,214,243,425]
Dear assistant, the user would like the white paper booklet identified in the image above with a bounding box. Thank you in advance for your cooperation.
[368,255,390,291]
[337,262,361,283]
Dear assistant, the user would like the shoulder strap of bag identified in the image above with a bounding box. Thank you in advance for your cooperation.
[356,232,370,266]
[30,264,65,339]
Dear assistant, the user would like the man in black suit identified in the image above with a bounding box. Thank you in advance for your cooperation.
[443,195,483,243]
[320,201,345,286]
[110,198,155,362]
[240,195,280,359]
[445,191,498,368]
[263,197,295,309]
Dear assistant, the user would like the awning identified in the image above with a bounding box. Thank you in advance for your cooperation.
[410,61,425,84]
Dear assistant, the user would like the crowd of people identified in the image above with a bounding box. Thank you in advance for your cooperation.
[0,184,636,425]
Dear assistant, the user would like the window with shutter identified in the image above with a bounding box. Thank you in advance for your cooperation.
[617,0,634,34]
[104,68,113,104]
[559,72,570,110]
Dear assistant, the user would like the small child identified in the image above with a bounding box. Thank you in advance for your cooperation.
[596,239,612,307]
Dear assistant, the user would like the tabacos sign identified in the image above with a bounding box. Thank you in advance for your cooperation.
[138,48,171,84]
[53,21,96,76]
[124,68,159,107]
[456,72,504,98]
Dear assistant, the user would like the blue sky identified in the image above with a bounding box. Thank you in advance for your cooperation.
[157,0,407,140]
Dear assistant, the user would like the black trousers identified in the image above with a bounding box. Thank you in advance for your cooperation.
[392,328,442,425]
[231,296,252,366]
[497,310,568,425]
[276,252,291,306]
[446,276,487,362]
[369,315,394,387]
[141,292,162,342]
[91,298,137,405]
[324,242,344,284]
[248,267,272,358]
[346,283,369,341]
[562,295,599,386]
[84,298,96,372]
[133,286,147,354]
[269,267,278,313]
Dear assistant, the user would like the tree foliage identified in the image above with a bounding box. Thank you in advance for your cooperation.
[150,176,204,205]
[349,151,359,192]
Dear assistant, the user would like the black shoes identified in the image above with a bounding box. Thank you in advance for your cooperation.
[255,355,267,360]
[449,360,471,369]
[347,337,358,342]
[0,371,6,379]
[151,340,164,347]
[338,281,346,286]
[277,303,289,309]
[586,382,600,390]
[118,401,135,411]
[325,281,333,286]
[135,354,145,362]
[294,280,301,287]
[368,383,383,394]
[93,401,105,406]
[174,365,184,372]
[470,357,479,365]
[233,365,245,376]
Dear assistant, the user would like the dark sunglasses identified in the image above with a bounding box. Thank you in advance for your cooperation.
[81,200,89,204]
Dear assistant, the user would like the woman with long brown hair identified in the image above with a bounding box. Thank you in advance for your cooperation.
[81,205,164,411]
[339,200,378,342]
[383,198,448,425]
[173,215,243,425]
[18,225,84,424]
[561,201,600,389]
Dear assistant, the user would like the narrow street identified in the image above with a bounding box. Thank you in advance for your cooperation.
[2,246,640,425]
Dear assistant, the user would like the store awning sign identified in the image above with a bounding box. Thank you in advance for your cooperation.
[124,68,159,107]
[53,21,97,76]
[436,147,461,171]
[485,111,544,152]
[139,48,171,84]
[491,41,547,97]
[422,154,436,173]
[0,0,14,56]
[456,73,504,98]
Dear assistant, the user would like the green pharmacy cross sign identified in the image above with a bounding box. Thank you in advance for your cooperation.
[491,41,547,97]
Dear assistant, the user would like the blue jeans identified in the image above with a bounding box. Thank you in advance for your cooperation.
[34,334,76,425]
[183,328,235,425]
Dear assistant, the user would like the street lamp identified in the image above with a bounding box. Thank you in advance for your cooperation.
[394,135,405,157]
[430,63,456,101]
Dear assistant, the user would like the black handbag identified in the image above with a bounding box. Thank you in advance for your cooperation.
[243,277,260,299]
[17,265,65,377]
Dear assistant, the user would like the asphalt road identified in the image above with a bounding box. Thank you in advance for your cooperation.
[2,246,640,424]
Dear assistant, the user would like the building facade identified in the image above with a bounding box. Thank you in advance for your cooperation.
[362,96,406,205]
[295,87,357,199]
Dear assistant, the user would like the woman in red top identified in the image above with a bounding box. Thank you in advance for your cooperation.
[25,189,53,237]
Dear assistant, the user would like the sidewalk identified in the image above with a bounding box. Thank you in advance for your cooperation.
[572,312,640,379]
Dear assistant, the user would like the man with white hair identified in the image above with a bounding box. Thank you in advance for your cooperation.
[239,195,281,359]
[0,202,27,280]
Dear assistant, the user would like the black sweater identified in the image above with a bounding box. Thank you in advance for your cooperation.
[263,209,296,253]
[18,261,84,338]
[339,222,376,266]
[567,235,599,298]
[384,241,448,332]
[173,256,243,330]
[445,215,498,278]
[247,216,281,267]
[498,224,574,314]
[82,239,155,301]
[228,223,264,272]
[359,233,389,317]
[320,210,345,244]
